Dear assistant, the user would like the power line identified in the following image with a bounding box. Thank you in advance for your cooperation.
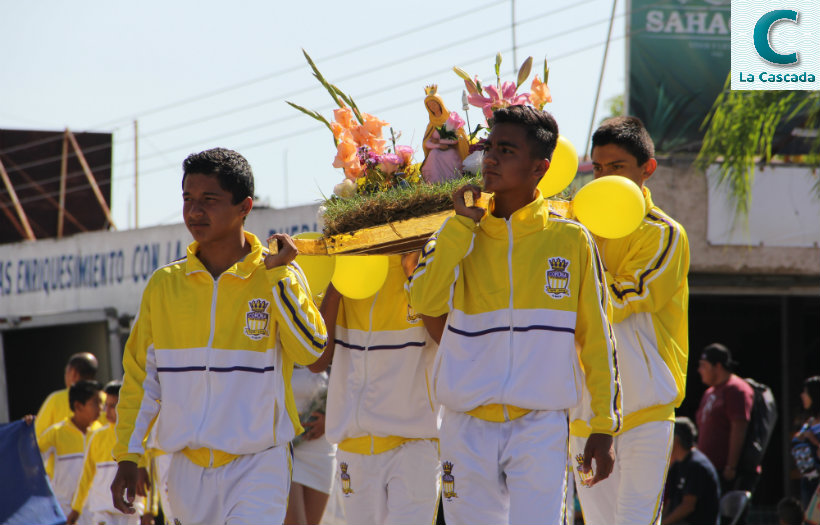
[0,0,597,159]
[6,24,641,212]
[3,0,618,187]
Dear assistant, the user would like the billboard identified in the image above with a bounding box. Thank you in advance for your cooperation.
[627,0,731,152]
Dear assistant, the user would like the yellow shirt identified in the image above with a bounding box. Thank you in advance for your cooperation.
[38,417,103,512]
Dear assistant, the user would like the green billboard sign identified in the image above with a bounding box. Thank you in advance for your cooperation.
[627,0,730,152]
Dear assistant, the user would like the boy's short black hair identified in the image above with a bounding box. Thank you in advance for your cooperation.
[104,380,122,397]
[673,416,697,450]
[776,497,803,525]
[69,380,102,410]
[67,352,98,380]
[592,116,655,166]
[182,148,254,205]
[492,105,559,161]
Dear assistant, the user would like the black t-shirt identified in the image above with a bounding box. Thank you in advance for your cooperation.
[665,448,721,525]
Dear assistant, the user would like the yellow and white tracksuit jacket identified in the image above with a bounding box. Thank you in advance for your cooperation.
[38,418,103,512]
[407,195,622,433]
[114,232,327,468]
[570,186,689,438]
[325,256,439,454]
[71,424,145,516]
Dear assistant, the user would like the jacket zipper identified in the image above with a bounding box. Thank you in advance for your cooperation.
[501,219,515,421]
[354,291,379,445]
[197,276,219,467]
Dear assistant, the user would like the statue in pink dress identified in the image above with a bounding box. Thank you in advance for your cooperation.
[421,86,469,183]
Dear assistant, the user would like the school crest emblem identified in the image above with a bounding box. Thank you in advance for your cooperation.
[545,257,571,299]
[244,299,270,340]
[442,461,458,500]
[340,462,354,495]
[574,453,594,488]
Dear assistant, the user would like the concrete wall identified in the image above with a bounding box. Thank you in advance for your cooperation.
[647,158,820,277]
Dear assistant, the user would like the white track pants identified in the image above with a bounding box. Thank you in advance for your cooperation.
[334,439,440,525]
[570,420,673,525]
[439,408,570,525]
[166,445,290,525]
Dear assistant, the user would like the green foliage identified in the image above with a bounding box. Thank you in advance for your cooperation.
[696,75,820,217]
[322,174,480,235]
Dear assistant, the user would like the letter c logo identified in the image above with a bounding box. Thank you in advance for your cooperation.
[753,10,799,65]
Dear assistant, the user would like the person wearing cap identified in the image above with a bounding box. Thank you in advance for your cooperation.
[695,343,754,490]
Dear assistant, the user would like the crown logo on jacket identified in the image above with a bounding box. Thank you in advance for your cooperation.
[441,461,458,500]
[548,257,569,272]
[249,299,268,313]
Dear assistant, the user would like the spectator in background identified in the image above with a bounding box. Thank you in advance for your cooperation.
[35,352,99,437]
[792,375,820,510]
[696,343,754,492]
[776,496,804,525]
[663,417,720,525]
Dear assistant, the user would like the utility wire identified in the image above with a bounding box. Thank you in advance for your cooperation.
[2,0,616,185]
[6,26,640,210]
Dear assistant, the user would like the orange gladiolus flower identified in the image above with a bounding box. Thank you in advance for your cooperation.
[332,140,363,179]
[333,107,356,129]
[530,75,552,109]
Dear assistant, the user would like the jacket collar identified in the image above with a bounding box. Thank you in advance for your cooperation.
[643,185,655,215]
[185,231,264,279]
[479,191,549,240]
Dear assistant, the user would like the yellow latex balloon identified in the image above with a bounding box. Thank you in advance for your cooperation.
[294,232,335,298]
[573,176,645,239]
[331,255,389,300]
[538,135,578,198]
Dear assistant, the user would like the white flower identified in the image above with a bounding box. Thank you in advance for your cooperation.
[461,150,483,174]
[333,179,357,199]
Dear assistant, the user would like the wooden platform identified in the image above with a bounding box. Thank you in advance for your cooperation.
[273,195,571,256]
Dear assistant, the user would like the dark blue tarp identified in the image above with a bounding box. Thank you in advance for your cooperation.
[0,420,65,525]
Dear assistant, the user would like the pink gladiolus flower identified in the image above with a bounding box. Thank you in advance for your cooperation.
[396,145,414,165]
[378,153,402,175]
[445,112,466,132]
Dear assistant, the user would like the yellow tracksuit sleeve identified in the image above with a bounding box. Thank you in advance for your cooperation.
[407,215,478,317]
[38,424,57,476]
[268,263,328,366]
[35,391,66,438]
[603,217,689,324]
[70,433,98,513]
[576,230,623,435]
[114,286,160,465]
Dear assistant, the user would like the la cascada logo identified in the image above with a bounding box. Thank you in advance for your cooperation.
[731,0,820,90]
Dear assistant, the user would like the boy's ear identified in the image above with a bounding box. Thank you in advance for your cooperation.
[534,158,550,179]
[642,158,658,181]
[239,196,253,217]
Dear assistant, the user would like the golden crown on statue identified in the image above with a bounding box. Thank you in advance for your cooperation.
[424,84,438,96]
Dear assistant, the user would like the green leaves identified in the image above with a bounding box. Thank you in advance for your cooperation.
[285,101,337,148]
[696,74,820,217]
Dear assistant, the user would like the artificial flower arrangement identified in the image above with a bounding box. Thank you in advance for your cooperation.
[287,51,555,249]
[455,53,552,175]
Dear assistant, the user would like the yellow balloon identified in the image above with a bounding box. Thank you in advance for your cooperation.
[294,232,335,297]
[573,176,645,239]
[331,255,389,300]
[538,135,578,198]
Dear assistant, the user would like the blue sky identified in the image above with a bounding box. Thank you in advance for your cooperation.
[1,0,627,229]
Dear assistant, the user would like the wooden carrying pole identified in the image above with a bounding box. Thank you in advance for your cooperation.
[0,155,36,240]
[66,129,117,230]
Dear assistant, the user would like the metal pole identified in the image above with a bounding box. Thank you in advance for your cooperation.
[584,0,618,160]
[511,0,517,72]
[780,296,790,497]
[134,120,139,229]
[283,149,289,208]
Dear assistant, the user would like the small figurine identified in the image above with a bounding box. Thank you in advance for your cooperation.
[421,85,469,183]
